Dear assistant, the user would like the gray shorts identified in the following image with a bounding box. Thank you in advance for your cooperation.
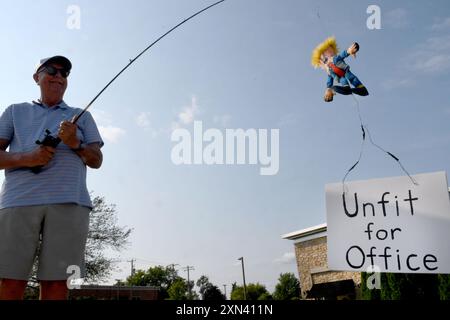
[0,204,90,281]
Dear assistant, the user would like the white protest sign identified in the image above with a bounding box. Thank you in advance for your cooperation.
[326,171,450,274]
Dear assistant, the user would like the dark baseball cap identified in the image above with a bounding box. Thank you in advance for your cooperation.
[35,55,72,73]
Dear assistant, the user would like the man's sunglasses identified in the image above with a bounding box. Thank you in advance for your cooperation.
[38,65,70,78]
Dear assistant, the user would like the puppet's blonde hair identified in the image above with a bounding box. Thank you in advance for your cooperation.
[311,36,339,68]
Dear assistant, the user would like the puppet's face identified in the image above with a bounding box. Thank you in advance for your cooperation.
[322,47,336,62]
[319,46,337,70]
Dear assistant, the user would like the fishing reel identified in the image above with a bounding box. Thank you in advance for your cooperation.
[31,129,61,174]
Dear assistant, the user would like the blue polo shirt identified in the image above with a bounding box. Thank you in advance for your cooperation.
[0,101,104,209]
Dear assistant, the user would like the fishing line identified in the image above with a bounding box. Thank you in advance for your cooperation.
[341,94,418,194]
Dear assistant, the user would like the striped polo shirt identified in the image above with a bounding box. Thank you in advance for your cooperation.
[0,101,104,209]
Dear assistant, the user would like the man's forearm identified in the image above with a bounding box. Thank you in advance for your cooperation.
[0,150,30,170]
[74,144,103,169]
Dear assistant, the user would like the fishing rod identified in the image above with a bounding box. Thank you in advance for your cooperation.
[32,0,227,173]
[74,0,226,123]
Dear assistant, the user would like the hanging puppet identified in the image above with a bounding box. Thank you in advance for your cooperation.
[311,37,369,102]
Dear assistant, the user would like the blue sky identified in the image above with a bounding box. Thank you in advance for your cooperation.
[1,0,450,294]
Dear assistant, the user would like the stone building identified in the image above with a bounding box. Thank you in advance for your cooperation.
[282,223,361,300]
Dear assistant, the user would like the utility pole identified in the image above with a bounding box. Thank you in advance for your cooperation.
[127,259,136,277]
[223,284,227,299]
[183,266,195,297]
[238,257,247,300]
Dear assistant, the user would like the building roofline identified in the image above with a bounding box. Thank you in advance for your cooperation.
[281,223,327,240]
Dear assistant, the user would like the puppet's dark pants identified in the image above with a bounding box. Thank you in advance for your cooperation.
[338,69,363,88]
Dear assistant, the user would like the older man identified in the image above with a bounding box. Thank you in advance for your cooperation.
[0,56,103,300]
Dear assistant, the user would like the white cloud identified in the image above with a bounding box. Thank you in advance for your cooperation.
[91,109,127,144]
[384,34,450,89]
[413,54,450,73]
[274,252,296,265]
[180,99,198,124]
[98,125,126,143]
[135,112,161,138]
[178,96,199,125]
[421,36,450,50]
[382,78,415,90]
[384,8,409,29]
[91,109,113,126]
[171,96,200,130]
[170,121,182,131]
[213,114,231,127]
[276,114,298,127]
[431,17,450,31]
[136,112,151,128]
[406,35,450,74]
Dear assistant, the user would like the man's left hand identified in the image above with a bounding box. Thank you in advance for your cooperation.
[58,119,79,149]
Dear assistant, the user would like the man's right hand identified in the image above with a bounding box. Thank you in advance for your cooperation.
[23,146,55,167]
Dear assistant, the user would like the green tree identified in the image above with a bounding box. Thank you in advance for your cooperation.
[362,273,442,300]
[438,274,450,300]
[196,275,225,301]
[361,272,381,300]
[168,278,189,300]
[257,292,273,300]
[231,283,271,300]
[186,280,200,300]
[126,265,182,299]
[383,274,440,300]
[85,195,132,282]
[230,283,244,300]
[273,273,300,300]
